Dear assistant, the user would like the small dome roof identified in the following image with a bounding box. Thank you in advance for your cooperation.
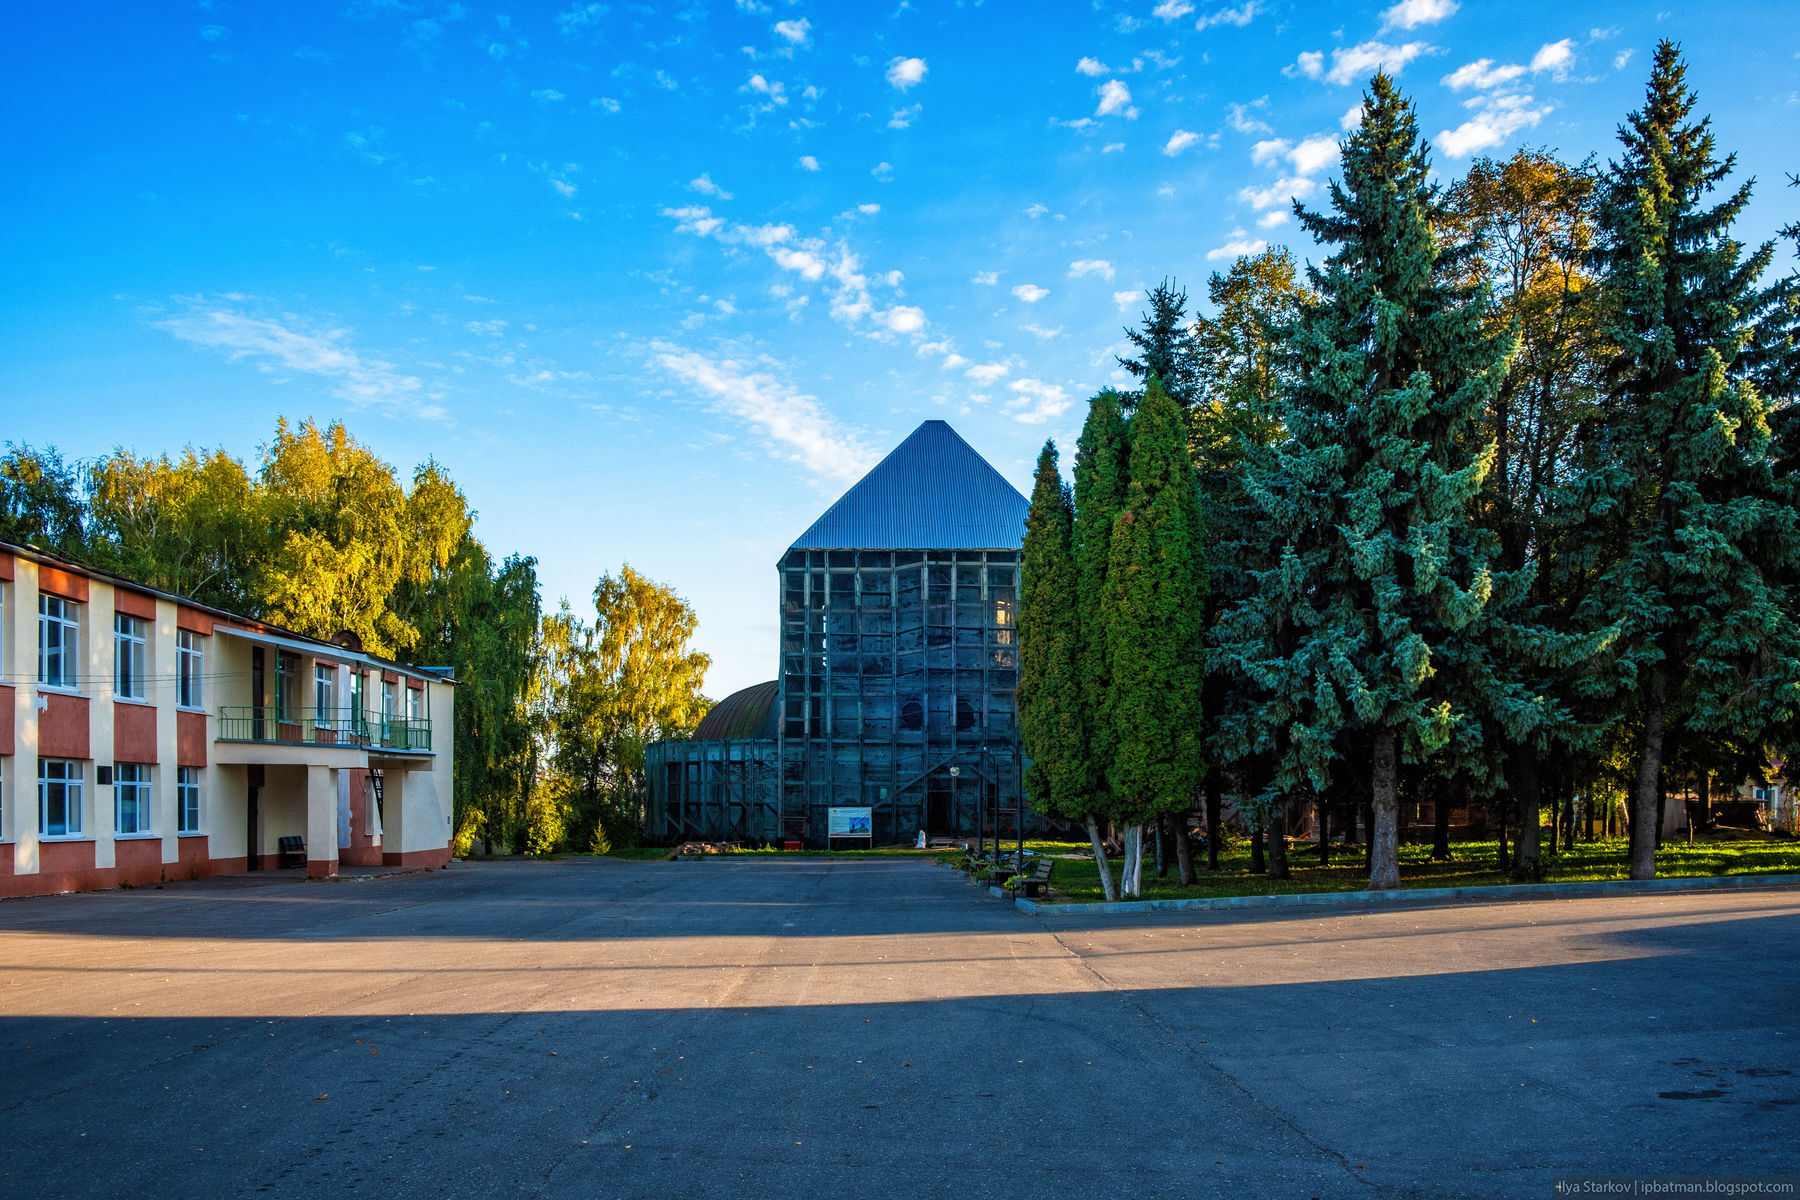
[692,680,779,741]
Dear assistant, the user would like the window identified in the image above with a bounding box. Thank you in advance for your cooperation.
[405,685,420,723]
[114,763,152,835]
[177,630,204,708]
[114,614,148,700]
[315,664,336,725]
[275,654,298,722]
[38,595,79,689]
[177,767,200,834]
[38,759,83,838]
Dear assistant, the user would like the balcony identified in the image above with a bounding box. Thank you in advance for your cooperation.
[215,708,433,753]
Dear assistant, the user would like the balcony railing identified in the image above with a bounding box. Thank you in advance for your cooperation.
[215,708,433,753]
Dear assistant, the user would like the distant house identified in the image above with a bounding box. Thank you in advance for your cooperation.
[646,419,1047,848]
[1,541,455,898]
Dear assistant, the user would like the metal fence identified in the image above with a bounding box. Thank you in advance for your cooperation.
[214,707,432,752]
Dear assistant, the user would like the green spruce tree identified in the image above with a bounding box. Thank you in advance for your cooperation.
[1102,379,1209,897]
[1117,281,1203,411]
[1214,73,1511,890]
[1571,41,1800,879]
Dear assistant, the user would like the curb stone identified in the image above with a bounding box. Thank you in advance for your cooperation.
[1011,871,1800,916]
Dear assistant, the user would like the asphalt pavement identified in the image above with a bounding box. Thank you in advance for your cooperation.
[1,857,1796,1199]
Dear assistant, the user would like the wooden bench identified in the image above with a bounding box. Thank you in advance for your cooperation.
[278,835,307,869]
[1006,858,1054,897]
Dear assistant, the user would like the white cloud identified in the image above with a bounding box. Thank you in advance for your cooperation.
[1381,0,1457,30]
[1256,210,1290,229]
[1025,203,1049,218]
[1238,176,1317,210]
[741,73,787,110]
[654,344,876,482]
[886,56,927,90]
[1442,58,1527,90]
[971,271,999,286]
[1530,38,1574,78]
[773,18,810,45]
[664,204,725,237]
[1069,259,1116,280]
[1207,232,1268,260]
[1287,134,1340,176]
[871,161,893,181]
[1613,49,1633,71]
[1291,40,1434,86]
[798,154,820,171]
[689,173,733,199]
[1112,289,1138,309]
[1152,0,1194,19]
[880,306,927,334]
[1022,323,1063,340]
[888,104,922,130]
[1251,137,1291,165]
[856,203,880,214]
[550,179,578,198]
[158,297,440,418]
[1163,129,1200,156]
[531,88,565,103]
[1437,91,1552,157]
[1076,56,1109,76]
[1102,141,1125,153]
[1340,103,1365,130]
[1012,284,1049,303]
[1196,1,1260,30]
[1006,378,1073,424]
[966,361,1011,383]
[1227,98,1272,134]
[593,97,622,114]
[1096,79,1137,118]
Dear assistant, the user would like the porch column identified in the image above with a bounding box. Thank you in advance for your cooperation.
[305,765,339,878]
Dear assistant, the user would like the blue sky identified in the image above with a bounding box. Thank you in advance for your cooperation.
[6,0,1799,697]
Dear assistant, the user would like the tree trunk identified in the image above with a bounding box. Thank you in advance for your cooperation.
[1363,795,1374,871]
[1267,809,1289,880]
[1432,780,1451,861]
[1249,818,1265,874]
[1513,745,1542,881]
[1654,765,1667,852]
[1317,796,1331,865]
[1174,803,1197,886]
[1631,697,1664,880]
[1205,776,1222,870]
[1546,761,1560,857]
[1496,801,1509,872]
[1155,815,1168,878]
[1370,730,1400,890]
[1122,824,1143,898]
[1085,815,1119,902]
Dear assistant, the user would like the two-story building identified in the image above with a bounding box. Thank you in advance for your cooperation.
[1,541,455,898]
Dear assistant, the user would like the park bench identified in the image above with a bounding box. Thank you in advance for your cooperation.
[1005,858,1055,898]
[278,835,306,869]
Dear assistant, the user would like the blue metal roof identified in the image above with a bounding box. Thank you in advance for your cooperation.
[789,420,1029,551]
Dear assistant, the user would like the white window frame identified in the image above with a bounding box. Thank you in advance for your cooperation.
[177,630,205,709]
[114,763,152,835]
[38,595,80,690]
[275,654,298,723]
[177,766,201,834]
[38,758,84,838]
[114,614,148,701]
[405,685,420,723]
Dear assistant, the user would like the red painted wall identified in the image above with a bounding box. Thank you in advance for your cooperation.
[113,588,157,620]
[36,565,88,602]
[38,693,89,759]
[0,684,13,755]
[114,702,158,763]
[176,711,208,766]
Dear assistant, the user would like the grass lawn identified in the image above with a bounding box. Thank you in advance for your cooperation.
[968,831,1800,904]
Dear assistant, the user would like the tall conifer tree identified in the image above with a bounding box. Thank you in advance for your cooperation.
[1018,443,1087,835]
[1570,42,1800,878]
[1071,390,1131,898]
[1215,74,1510,890]
[1102,380,1209,897]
